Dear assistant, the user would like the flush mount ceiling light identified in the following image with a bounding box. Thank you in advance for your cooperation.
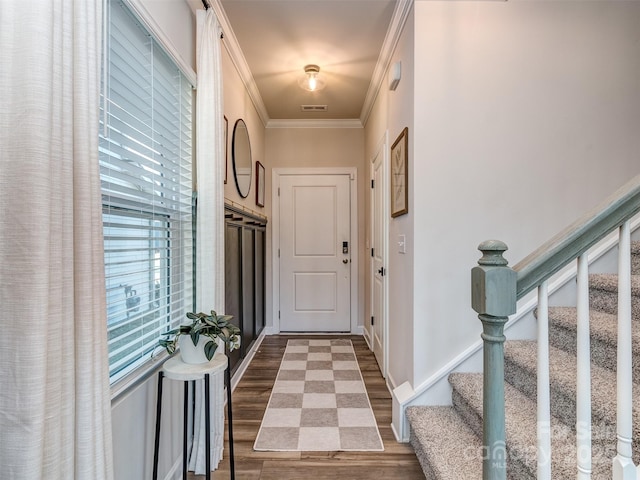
[299,64,326,92]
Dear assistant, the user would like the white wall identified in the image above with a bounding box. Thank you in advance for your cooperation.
[112,373,185,480]
[411,1,640,387]
[222,46,266,210]
[145,0,195,65]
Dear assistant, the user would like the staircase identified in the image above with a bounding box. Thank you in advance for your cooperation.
[407,241,640,479]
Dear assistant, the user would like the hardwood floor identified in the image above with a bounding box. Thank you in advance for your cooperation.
[188,335,424,480]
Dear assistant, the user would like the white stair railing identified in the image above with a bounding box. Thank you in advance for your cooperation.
[536,281,551,480]
[613,220,636,479]
[576,253,592,479]
[473,175,640,479]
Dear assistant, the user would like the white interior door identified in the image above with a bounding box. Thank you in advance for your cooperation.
[279,174,351,332]
[371,145,387,374]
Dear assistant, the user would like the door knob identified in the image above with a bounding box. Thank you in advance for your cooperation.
[343,259,349,264]
[378,267,385,276]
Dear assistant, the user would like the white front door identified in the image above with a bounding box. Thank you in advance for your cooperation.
[279,174,351,332]
[371,143,387,374]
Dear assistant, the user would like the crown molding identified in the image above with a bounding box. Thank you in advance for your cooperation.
[359,0,413,126]
[267,119,363,129]
[211,0,270,127]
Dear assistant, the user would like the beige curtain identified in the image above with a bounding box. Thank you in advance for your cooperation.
[0,1,114,479]
[191,7,226,475]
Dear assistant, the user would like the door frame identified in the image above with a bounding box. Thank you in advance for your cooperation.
[368,133,389,377]
[271,167,359,334]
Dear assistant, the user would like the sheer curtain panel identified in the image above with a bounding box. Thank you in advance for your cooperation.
[0,1,114,479]
[190,7,226,475]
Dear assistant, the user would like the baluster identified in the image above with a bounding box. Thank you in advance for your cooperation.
[471,240,516,480]
[613,220,635,479]
[537,280,551,480]
[576,253,592,479]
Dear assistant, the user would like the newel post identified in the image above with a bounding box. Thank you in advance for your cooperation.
[471,240,517,480]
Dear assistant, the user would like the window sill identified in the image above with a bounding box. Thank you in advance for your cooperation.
[110,352,169,407]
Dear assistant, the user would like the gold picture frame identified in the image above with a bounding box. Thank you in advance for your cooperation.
[391,127,408,217]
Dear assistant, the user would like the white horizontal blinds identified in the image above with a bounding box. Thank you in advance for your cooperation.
[100,0,193,383]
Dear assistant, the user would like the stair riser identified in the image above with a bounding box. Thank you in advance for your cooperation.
[504,358,577,430]
[451,389,482,438]
[452,388,534,480]
[632,242,640,274]
[548,322,640,386]
[589,288,640,318]
[503,359,635,473]
[409,430,439,480]
[505,351,640,466]
[407,405,486,479]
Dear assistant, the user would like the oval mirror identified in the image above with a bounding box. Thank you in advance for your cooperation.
[232,119,252,198]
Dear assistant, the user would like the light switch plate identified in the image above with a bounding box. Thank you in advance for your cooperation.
[398,234,406,254]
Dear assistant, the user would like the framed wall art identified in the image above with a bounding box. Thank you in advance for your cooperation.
[391,127,408,217]
[256,160,265,207]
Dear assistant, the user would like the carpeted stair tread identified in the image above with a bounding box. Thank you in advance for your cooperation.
[406,405,482,480]
[548,306,640,382]
[589,273,640,295]
[505,341,620,426]
[589,273,640,318]
[450,372,580,479]
[504,340,640,467]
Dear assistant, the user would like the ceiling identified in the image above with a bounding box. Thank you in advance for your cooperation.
[187,0,405,125]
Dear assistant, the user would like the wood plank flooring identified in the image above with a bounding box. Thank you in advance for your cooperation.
[188,335,424,480]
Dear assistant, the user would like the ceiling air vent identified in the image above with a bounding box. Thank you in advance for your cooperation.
[300,105,328,112]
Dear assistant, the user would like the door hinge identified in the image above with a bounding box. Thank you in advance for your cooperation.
[371,179,374,188]
[371,248,374,257]
[278,187,280,196]
[279,310,281,319]
[371,316,374,326]
[278,248,280,258]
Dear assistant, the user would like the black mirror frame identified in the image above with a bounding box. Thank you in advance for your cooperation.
[231,118,252,198]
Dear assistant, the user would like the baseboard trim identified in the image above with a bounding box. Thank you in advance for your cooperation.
[390,421,403,443]
[262,326,364,336]
[363,328,372,350]
[231,333,266,391]
[263,326,278,335]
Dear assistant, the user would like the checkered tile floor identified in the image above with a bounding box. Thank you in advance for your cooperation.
[253,339,384,451]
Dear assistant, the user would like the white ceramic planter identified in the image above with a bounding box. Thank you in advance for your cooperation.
[178,335,222,364]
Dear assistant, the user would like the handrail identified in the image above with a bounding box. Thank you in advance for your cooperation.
[472,173,640,480]
[514,175,640,299]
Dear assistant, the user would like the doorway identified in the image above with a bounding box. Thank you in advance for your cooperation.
[369,135,388,376]
[272,168,359,333]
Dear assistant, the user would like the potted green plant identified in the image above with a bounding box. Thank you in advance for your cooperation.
[158,310,241,364]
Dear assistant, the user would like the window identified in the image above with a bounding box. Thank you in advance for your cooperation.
[100,0,193,383]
